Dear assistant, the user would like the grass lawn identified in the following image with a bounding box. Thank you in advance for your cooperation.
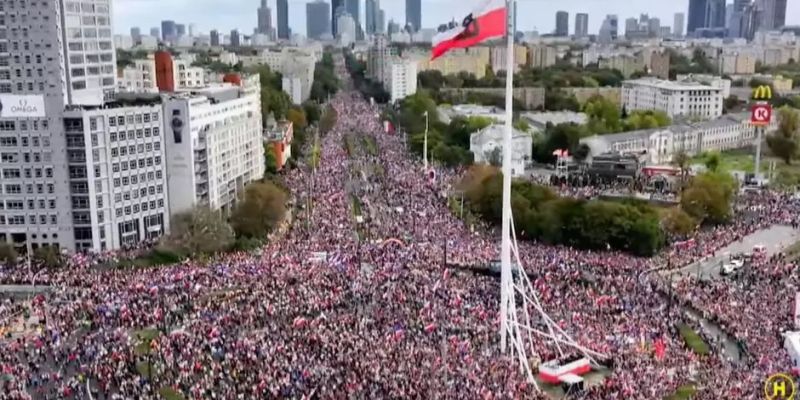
[692,150,800,188]
[159,387,185,400]
[677,323,710,356]
[664,384,697,400]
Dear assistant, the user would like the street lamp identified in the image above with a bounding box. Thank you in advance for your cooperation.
[423,111,429,170]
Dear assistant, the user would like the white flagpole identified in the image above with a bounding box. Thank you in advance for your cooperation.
[499,0,515,353]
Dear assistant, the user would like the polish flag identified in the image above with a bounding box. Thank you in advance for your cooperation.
[431,0,507,60]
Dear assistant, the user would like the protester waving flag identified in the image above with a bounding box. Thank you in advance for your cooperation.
[431,0,507,60]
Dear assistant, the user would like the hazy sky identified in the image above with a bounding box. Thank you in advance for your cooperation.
[114,0,800,36]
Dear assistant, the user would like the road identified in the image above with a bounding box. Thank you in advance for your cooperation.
[668,224,800,280]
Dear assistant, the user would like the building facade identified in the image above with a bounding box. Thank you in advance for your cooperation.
[621,78,724,120]
[257,0,273,35]
[575,14,589,38]
[555,11,569,37]
[277,0,290,40]
[470,125,532,177]
[307,1,331,40]
[163,76,265,216]
[406,0,421,33]
[62,101,169,251]
[389,60,417,103]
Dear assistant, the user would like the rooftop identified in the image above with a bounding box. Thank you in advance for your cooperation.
[624,77,720,91]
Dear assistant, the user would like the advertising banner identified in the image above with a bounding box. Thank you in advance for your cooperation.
[0,95,45,118]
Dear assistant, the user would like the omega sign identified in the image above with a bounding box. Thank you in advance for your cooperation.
[0,95,45,118]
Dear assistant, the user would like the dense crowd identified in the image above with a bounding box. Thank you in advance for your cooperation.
[0,56,798,399]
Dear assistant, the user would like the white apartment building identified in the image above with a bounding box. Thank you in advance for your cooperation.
[62,0,117,105]
[163,75,265,215]
[581,112,778,165]
[621,78,723,120]
[470,125,532,177]
[389,60,417,103]
[119,57,205,93]
[62,99,169,251]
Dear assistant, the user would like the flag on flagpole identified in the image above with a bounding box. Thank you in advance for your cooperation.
[431,0,507,60]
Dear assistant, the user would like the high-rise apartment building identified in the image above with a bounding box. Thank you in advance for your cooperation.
[575,13,589,38]
[257,0,273,35]
[277,0,290,39]
[673,13,686,37]
[555,11,569,37]
[307,0,331,40]
[406,0,421,33]
[161,20,177,41]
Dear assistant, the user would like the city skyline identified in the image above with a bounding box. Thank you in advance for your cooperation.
[114,0,800,38]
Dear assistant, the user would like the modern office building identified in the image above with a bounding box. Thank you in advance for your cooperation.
[757,0,788,30]
[163,75,265,215]
[332,0,345,36]
[62,100,169,251]
[366,0,379,35]
[307,0,331,40]
[150,27,161,39]
[621,78,724,120]
[406,0,422,33]
[257,0,273,35]
[337,13,357,46]
[688,0,726,34]
[575,13,589,38]
[555,11,569,36]
[210,30,221,47]
[176,24,186,38]
[230,30,241,47]
[161,20,177,42]
[131,27,142,43]
[277,0,290,39]
[346,0,361,30]
[674,13,686,37]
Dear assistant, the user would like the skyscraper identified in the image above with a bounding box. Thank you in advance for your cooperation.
[346,0,360,28]
[176,24,186,37]
[575,13,589,38]
[366,0,378,35]
[648,18,661,37]
[131,27,141,43]
[706,0,726,28]
[687,0,707,33]
[230,29,241,46]
[161,20,177,41]
[555,11,569,36]
[332,0,344,37]
[277,0,290,39]
[673,13,686,37]
[257,0,273,35]
[607,14,619,40]
[307,0,331,39]
[376,9,386,33]
[756,0,788,30]
[210,30,220,46]
[406,0,421,33]
[150,27,160,38]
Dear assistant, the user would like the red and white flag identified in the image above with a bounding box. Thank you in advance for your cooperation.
[431,0,507,60]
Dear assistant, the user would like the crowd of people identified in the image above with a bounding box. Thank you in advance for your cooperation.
[0,56,798,399]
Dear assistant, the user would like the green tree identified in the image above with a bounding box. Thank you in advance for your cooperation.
[662,208,697,236]
[319,105,337,135]
[303,102,321,125]
[230,182,288,239]
[264,143,278,175]
[671,151,691,190]
[767,107,800,164]
[287,107,308,130]
[704,152,722,172]
[680,171,736,224]
[166,207,234,255]
[0,243,17,266]
[485,147,502,167]
[33,246,63,268]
